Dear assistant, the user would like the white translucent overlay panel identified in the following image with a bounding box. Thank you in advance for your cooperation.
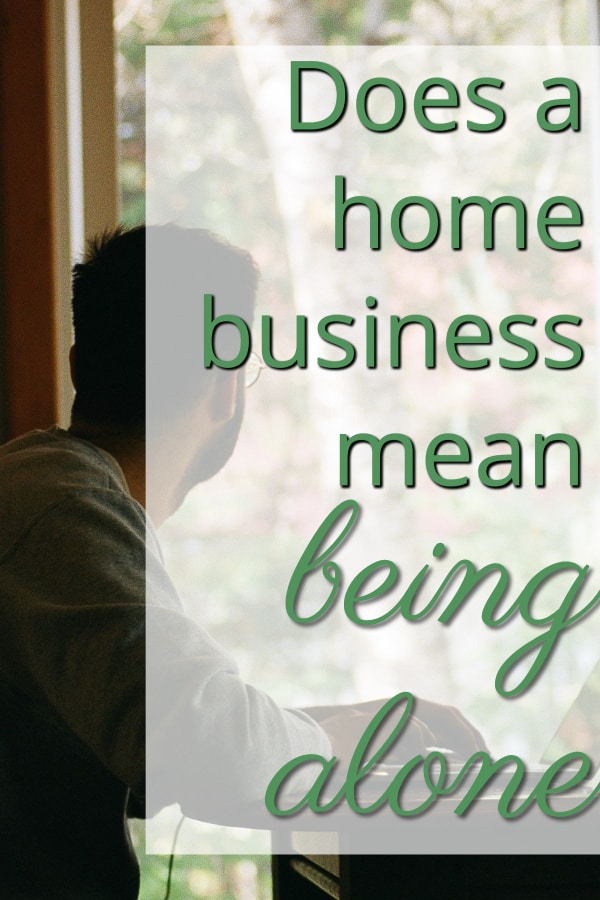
[146,46,599,854]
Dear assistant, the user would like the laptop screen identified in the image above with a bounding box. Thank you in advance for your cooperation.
[542,659,600,766]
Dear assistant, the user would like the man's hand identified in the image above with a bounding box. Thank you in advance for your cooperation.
[302,696,487,766]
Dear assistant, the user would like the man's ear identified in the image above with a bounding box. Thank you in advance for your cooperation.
[69,345,77,390]
[209,370,239,423]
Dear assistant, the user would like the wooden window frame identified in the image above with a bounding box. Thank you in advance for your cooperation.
[0,0,118,440]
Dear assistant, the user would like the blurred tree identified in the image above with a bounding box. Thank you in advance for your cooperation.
[117,2,595,897]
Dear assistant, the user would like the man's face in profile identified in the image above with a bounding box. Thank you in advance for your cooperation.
[145,226,257,514]
[179,376,246,496]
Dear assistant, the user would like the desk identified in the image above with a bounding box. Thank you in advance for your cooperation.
[272,852,600,899]
[270,800,600,898]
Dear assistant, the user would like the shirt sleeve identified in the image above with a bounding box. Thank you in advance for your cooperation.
[0,488,331,821]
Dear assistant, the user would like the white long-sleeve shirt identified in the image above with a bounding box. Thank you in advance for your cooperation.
[0,426,329,899]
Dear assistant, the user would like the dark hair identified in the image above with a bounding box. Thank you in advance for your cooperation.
[71,224,258,433]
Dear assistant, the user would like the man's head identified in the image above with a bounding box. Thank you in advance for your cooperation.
[70,224,258,507]
[71,223,258,434]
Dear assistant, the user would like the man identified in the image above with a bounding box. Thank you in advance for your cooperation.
[0,225,483,898]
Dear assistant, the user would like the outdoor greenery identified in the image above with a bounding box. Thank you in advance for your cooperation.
[115,2,595,897]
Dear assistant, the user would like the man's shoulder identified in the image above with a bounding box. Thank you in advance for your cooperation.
[0,427,143,555]
[1,426,125,483]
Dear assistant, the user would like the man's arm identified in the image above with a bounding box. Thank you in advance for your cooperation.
[1,488,330,821]
[303,697,488,765]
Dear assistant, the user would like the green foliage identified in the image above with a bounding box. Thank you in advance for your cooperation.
[129,821,272,899]
[116,0,594,891]
[306,0,415,43]
[118,0,230,65]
